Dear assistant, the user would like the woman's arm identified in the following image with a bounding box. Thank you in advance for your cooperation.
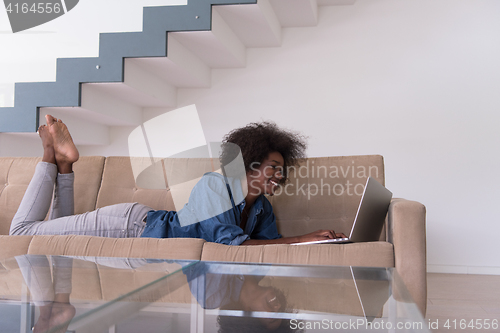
[241,230,346,245]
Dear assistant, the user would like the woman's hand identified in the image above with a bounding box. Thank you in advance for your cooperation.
[297,230,347,243]
[241,230,347,245]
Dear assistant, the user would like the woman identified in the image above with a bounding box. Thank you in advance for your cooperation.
[10,114,344,244]
[11,115,341,333]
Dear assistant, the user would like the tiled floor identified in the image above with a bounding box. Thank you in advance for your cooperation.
[425,273,500,333]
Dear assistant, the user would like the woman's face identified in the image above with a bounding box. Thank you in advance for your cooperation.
[247,151,284,197]
[242,285,284,330]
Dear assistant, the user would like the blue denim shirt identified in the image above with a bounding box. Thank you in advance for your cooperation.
[183,263,267,309]
[141,172,281,245]
[183,262,245,309]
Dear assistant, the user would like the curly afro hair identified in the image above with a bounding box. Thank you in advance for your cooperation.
[217,287,304,333]
[220,121,307,183]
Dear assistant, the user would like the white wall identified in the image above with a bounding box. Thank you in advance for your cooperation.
[1,0,500,274]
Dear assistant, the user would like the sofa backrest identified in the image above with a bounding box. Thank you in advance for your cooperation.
[269,155,385,238]
[95,157,217,211]
[0,155,385,239]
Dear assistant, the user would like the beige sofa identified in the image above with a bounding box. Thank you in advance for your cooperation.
[0,155,427,315]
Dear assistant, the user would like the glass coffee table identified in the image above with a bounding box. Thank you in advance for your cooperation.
[0,255,429,333]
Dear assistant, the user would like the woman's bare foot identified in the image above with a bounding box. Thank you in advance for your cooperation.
[47,301,76,333]
[38,125,56,165]
[33,303,52,333]
[33,315,50,333]
[45,115,79,174]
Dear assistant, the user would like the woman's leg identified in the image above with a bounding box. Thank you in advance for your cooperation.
[9,161,57,235]
[16,255,55,306]
[11,115,151,237]
[48,173,75,220]
[49,255,76,333]
[16,255,76,333]
[12,201,150,237]
[9,121,60,235]
[9,115,79,235]
[15,115,80,333]
[48,168,76,308]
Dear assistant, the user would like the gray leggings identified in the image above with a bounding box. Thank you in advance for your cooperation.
[12,162,153,305]
[9,162,152,237]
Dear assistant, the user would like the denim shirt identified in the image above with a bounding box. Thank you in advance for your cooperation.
[183,263,267,309]
[183,262,244,309]
[141,172,281,245]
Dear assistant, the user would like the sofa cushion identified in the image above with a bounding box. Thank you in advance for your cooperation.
[72,156,106,214]
[201,241,394,267]
[95,157,218,212]
[96,157,173,210]
[96,259,193,303]
[0,235,33,259]
[25,236,203,304]
[27,235,206,260]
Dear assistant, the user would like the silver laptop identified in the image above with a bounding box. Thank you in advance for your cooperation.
[350,266,391,322]
[293,177,392,245]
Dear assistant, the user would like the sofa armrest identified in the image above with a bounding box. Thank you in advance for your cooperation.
[387,198,427,316]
